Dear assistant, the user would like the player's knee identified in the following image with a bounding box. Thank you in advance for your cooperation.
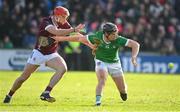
[98,73,106,80]
[56,65,67,75]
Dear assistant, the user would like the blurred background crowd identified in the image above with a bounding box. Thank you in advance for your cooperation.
[0,0,180,70]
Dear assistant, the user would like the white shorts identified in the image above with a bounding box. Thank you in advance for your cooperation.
[27,49,61,65]
[95,59,123,77]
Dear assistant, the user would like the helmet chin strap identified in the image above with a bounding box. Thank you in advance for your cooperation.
[53,16,58,22]
[54,16,62,24]
[105,33,111,42]
[51,16,59,28]
[56,17,61,23]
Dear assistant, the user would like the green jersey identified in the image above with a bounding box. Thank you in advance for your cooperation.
[87,31,128,63]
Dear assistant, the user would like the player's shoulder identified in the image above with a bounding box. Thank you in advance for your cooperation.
[93,31,103,38]
[117,35,128,39]
[41,16,52,24]
[114,35,129,45]
[88,31,103,38]
[95,31,103,35]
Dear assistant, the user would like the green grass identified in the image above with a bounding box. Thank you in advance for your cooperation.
[0,71,180,112]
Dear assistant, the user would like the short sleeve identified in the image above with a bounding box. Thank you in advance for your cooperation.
[116,36,128,46]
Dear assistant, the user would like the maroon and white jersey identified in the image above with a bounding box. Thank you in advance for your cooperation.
[35,16,71,55]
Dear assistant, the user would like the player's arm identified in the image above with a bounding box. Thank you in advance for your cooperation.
[51,34,96,50]
[51,35,80,42]
[126,39,140,66]
[46,24,85,36]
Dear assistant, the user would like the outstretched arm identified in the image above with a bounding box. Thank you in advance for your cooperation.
[51,34,96,50]
[51,35,80,42]
[126,39,140,66]
[46,24,85,36]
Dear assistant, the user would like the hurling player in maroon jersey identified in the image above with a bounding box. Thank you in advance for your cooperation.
[3,6,94,103]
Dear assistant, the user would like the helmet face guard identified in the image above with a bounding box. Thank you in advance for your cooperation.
[103,22,118,34]
[53,6,70,17]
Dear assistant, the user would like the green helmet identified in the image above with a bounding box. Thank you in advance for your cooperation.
[103,22,117,34]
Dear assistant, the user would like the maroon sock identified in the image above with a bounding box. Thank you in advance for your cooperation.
[44,86,52,93]
[8,90,15,96]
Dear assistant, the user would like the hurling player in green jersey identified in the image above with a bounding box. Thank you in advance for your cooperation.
[86,22,140,106]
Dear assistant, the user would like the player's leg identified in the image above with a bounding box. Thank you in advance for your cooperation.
[95,60,108,106]
[95,69,108,105]
[108,61,127,101]
[3,63,38,103]
[40,55,67,102]
[111,74,127,101]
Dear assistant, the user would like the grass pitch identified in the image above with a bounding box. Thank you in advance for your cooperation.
[0,71,180,112]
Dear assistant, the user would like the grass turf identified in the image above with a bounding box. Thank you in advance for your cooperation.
[0,71,180,112]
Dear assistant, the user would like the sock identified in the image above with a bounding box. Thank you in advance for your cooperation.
[44,86,52,94]
[96,95,101,102]
[8,90,14,97]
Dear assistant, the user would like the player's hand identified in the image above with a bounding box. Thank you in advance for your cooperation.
[131,57,138,67]
[74,24,85,32]
[94,38,101,45]
[91,44,98,56]
[91,44,97,50]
